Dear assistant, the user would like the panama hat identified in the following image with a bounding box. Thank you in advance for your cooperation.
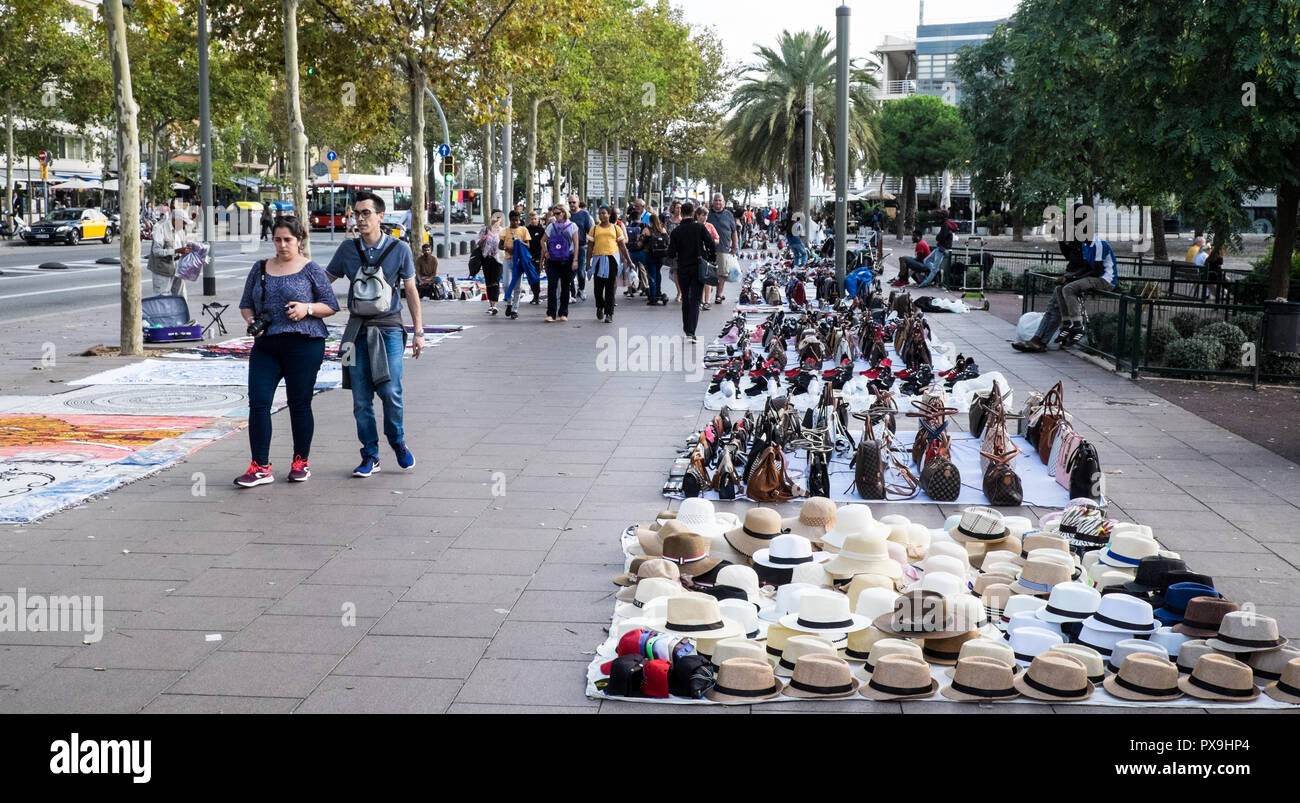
[706,657,785,703]
[922,631,982,666]
[614,577,687,620]
[1104,652,1183,701]
[762,622,799,667]
[928,540,973,567]
[823,532,902,580]
[845,574,896,609]
[1013,532,1071,565]
[1148,626,1191,659]
[774,634,839,677]
[981,549,1019,570]
[1007,610,1060,638]
[1172,597,1238,638]
[1153,583,1220,625]
[982,561,1023,581]
[784,654,861,698]
[916,554,968,581]
[758,582,817,624]
[857,637,924,678]
[1106,639,1169,674]
[711,564,770,611]
[661,531,723,576]
[646,593,746,642]
[1009,557,1072,598]
[1021,548,1082,581]
[1264,657,1300,703]
[724,507,788,558]
[1097,532,1160,569]
[948,506,1009,544]
[1036,581,1101,624]
[782,496,838,540]
[942,656,1021,702]
[1207,611,1287,654]
[1245,645,1300,684]
[1082,594,1159,634]
[973,573,1014,598]
[1090,564,1136,591]
[1008,626,1064,667]
[675,498,740,540]
[1048,644,1106,684]
[614,557,681,599]
[1077,623,1139,658]
[910,571,966,600]
[1000,594,1047,622]
[781,590,873,637]
[1174,639,1215,674]
[983,584,1013,622]
[944,638,1018,678]
[1179,653,1260,702]
[709,637,767,667]
[753,534,830,569]
[791,561,835,588]
[821,505,883,551]
[1014,652,1094,701]
[626,519,693,557]
[859,654,939,701]
[844,625,890,663]
[854,587,900,620]
[717,598,764,641]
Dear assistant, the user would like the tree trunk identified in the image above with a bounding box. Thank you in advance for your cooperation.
[628,146,637,201]
[580,122,588,201]
[902,174,916,236]
[282,0,309,257]
[1150,206,1167,260]
[407,57,426,251]
[525,95,539,213]
[1011,206,1024,242]
[1271,177,1299,300]
[105,0,142,356]
[482,122,492,224]
[502,86,512,212]
[601,134,609,207]
[552,109,564,207]
[4,102,13,219]
[612,135,621,209]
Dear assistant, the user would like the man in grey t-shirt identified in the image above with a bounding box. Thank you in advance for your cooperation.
[707,193,739,305]
[326,191,422,478]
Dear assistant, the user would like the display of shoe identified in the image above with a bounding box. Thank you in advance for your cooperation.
[234,461,273,488]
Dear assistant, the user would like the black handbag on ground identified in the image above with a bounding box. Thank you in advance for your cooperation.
[1068,441,1103,500]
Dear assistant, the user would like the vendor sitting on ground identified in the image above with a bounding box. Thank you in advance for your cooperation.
[1012,237,1116,352]
[415,242,440,299]
[893,229,932,287]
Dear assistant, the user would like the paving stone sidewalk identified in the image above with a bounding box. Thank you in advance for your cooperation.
[0,266,1297,714]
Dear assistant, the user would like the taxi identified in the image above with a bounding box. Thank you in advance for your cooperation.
[21,207,113,245]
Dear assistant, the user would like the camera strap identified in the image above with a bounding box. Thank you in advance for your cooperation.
[257,260,267,315]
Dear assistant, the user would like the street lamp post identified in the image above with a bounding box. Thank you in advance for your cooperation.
[198,0,215,295]
[423,87,451,248]
[834,2,849,290]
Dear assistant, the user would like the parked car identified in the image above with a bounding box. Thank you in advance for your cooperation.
[21,207,112,245]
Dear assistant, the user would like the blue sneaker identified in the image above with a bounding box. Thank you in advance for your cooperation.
[393,443,416,470]
[353,456,381,478]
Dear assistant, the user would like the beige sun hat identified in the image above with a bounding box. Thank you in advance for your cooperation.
[922,630,982,666]
[819,504,875,552]
[1264,657,1300,704]
[614,575,688,620]
[709,637,767,667]
[928,540,973,568]
[1206,611,1288,654]
[1245,645,1300,685]
[1104,652,1183,702]
[857,637,924,678]
[1013,532,1071,565]
[706,658,785,703]
[784,654,861,699]
[774,634,839,678]
[844,626,891,663]
[1179,653,1260,702]
[626,519,693,557]
[1048,643,1106,685]
[823,532,903,580]
[790,561,835,588]
[782,496,837,540]
[1009,557,1073,598]
[723,507,787,558]
[944,637,1019,678]
[614,557,681,600]
[644,593,745,642]
[845,573,896,609]
[1014,652,1094,702]
[941,655,1021,702]
[763,622,799,667]
[859,654,939,701]
[1174,639,1215,674]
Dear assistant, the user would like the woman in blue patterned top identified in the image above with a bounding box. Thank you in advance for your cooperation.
[235,216,340,487]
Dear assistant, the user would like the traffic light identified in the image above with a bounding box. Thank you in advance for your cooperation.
[441,154,454,182]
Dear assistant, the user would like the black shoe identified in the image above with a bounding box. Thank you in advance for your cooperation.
[605,315,613,324]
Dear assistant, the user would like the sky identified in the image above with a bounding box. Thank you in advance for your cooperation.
[671,0,1022,67]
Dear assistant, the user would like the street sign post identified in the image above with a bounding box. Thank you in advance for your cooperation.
[438,143,450,158]
[325,150,337,162]
[311,161,328,177]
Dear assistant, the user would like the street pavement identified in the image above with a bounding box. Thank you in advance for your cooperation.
[0,255,1298,713]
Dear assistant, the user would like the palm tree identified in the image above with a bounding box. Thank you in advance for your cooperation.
[724,28,880,215]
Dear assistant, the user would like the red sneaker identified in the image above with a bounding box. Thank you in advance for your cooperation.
[234,461,273,487]
[289,455,311,482]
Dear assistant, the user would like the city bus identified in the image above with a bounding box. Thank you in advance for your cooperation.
[308,174,412,230]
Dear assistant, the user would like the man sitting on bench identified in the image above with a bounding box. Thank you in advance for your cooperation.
[1013,239,1092,352]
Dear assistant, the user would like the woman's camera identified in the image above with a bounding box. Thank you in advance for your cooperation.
[247,312,272,337]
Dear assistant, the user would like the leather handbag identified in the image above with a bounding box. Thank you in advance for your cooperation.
[147,251,177,278]
[747,445,800,502]
[850,437,887,499]
[713,446,742,500]
[920,449,962,502]
[682,447,712,498]
[808,450,831,498]
[982,448,1024,506]
[1035,382,1067,464]
[1055,426,1086,487]
[1067,441,1102,500]
[1020,391,1044,440]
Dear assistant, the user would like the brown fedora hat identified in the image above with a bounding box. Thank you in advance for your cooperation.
[1013,653,1094,702]
[706,657,785,703]
[872,590,966,639]
[1179,653,1260,701]
[1171,597,1238,638]
[784,654,861,699]
[1264,657,1300,704]
[922,631,982,666]
[941,656,1020,702]
[724,507,788,558]
[1103,652,1183,702]
[614,556,680,591]
[660,531,723,576]
[859,654,938,701]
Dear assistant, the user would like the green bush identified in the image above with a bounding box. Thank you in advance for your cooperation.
[1263,351,1300,377]
[1165,336,1225,372]
[988,267,1013,290]
[1169,311,1207,338]
[1088,310,1119,353]
[1147,322,1181,363]
[1229,312,1261,340]
[1200,322,1247,368]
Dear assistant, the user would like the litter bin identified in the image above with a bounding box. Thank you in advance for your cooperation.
[1263,300,1300,353]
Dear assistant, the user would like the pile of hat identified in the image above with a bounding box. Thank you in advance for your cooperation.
[594,498,1300,706]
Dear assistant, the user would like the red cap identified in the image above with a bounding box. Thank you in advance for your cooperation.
[617,629,646,657]
[642,659,671,698]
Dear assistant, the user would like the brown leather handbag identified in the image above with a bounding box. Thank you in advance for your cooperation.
[1035,382,1067,464]
[982,446,1024,506]
[747,445,801,502]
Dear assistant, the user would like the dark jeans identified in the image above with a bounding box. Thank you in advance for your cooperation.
[594,274,617,318]
[248,333,325,464]
[546,259,573,318]
[645,253,664,299]
[483,258,503,303]
[570,245,588,298]
[900,257,927,283]
[678,261,704,336]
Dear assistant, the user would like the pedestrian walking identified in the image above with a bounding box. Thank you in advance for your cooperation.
[707,193,738,304]
[525,210,546,305]
[587,205,625,324]
[345,205,357,239]
[668,201,717,342]
[324,190,423,478]
[475,213,505,315]
[544,204,580,322]
[568,197,593,302]
[235,216,339,487]
[259,206,273,241]
[147,207,197,299]
[639,213,670,305]
[694,206,719,310]
[502,210,538,319]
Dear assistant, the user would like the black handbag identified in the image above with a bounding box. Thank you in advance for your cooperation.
[1068,441,1103,501]
[699,258,718,287]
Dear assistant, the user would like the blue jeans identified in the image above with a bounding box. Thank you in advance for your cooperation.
[350,327,406,460]
[790,236,807,267]
[248,334,324,464]
[645,253,663,298]
[917,248,948,288]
